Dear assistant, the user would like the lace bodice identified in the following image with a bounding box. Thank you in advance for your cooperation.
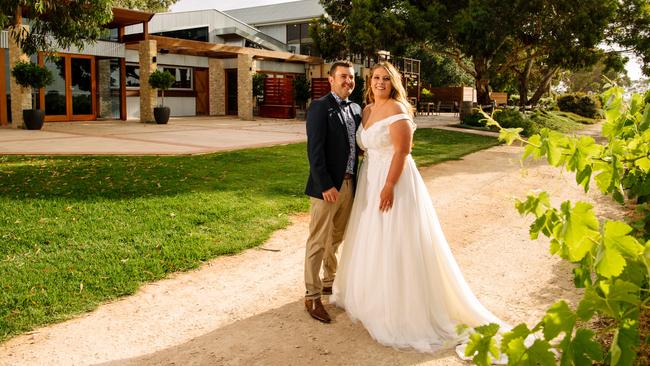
[357,113,416,159]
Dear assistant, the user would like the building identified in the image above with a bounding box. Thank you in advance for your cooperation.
[0,0,420,128]
[0,3,322,127]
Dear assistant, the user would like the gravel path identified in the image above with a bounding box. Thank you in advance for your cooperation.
[0,131,622,365]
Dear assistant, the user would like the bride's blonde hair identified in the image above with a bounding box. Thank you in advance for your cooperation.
[364,61,414,118]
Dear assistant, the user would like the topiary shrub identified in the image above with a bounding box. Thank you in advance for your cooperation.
[292,74,311,110]
[557,93,601,118]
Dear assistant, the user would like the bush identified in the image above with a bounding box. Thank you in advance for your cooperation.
[421,88,434,102]
[537,97,557,110]
[556,93,601,118]
[493,109,536,136]
[461,109,487,127]
[508,94,520,106]
[528,109,583,133]
[253,73,266,103]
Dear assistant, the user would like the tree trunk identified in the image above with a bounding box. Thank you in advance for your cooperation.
[517,58,533,107]
[474,60,492,105]
[528,66,559,106]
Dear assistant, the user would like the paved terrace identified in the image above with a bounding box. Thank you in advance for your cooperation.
[0,113,492,155]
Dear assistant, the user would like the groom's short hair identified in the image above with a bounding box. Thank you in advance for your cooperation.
[329,60,354,76]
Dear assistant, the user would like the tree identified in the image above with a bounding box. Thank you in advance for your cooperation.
[0,1,178,57]
[312,1,650,106]
[0,1,114,56]
[311,0,409,61]
[558,57,631,94]
[404,46,474,87]
[112,0,178,12]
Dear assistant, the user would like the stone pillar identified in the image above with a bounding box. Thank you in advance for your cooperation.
[97,59,112,118]
[237,54,254,121]
[8,25,31,129]
[138,39,157,123]
[209,58,225,116]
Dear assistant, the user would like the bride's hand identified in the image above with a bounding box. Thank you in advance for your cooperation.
[379,184,394,212]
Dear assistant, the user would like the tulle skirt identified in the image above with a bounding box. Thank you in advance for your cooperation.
[331,153,507,353]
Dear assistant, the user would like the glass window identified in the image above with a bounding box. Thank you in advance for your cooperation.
[99,28,119,42]
[287,24,300,42]
[161,66,192,90]
[126,64,140,87]
[300,23,310,40]
[153,27,209,42]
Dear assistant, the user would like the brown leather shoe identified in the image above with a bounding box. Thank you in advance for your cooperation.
[305,298,331,323]
[322,286,332,295]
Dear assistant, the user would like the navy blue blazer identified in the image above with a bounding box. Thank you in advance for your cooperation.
[304,93,362,199]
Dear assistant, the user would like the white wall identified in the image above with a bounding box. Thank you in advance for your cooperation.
[127,96,196,119]
[257,24,286,43]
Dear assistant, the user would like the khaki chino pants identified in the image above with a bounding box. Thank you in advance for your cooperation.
[304,179,354,299]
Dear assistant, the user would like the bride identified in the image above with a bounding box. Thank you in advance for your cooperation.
[331,61,508,354]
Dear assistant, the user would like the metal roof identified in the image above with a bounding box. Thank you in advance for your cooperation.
[224,0,324,26]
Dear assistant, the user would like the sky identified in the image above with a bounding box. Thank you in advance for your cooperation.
[170,0,645,80]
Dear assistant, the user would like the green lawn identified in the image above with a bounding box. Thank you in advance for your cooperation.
[0,128,498,341]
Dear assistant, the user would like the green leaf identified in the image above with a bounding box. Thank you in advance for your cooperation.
[596,246,626,278]
[527,339,557,366]
[499,128,524,145]
[561,201,600,262]
[577,287,606,319]
[570,328,604,364]
[575,165,592,192]
[465,324,501,366]
[523,134,543,161]
[597,221,644,278]
[542,301,576,340]
[515,192,550,217]
[636,157,650,173]
[500,323,531,354]
[610,316,639,366]
[572,266,592,288]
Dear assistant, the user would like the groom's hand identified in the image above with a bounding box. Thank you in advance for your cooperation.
[322,187,339,203]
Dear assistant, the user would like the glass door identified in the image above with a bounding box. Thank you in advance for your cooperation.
[43,57,67,120]
[70,56,94,120]
[42,54,96,121]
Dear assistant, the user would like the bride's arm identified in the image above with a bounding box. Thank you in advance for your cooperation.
[380,120,413,212]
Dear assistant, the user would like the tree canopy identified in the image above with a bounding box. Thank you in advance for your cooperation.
[312,0,650,105]
[0,0,177,56]
[112,0,177,12]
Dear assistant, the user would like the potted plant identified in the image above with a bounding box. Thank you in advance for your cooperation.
[252,73,266,116]
[148,69,175,124]
[292,74,310,119]
[11,61,53,130]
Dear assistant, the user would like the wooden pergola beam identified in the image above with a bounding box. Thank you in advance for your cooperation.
[124,35,322,64]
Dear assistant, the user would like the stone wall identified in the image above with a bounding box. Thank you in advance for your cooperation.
[8,25,30,129]
[138,40,157,123]
[237,54,254,121]
[209,58,225,116]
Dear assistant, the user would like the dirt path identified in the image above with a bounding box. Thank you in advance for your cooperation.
[0,140,623,366]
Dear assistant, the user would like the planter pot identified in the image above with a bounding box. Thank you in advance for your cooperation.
[153,106,170,124]
[22,109,45,130]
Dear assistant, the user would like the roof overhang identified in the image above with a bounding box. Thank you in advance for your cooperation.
[105,8,154,28]
[126,35,322,64]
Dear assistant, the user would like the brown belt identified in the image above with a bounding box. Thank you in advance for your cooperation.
[343,173,353,180]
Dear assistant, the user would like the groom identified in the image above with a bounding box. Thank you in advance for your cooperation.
[303,60,362,323]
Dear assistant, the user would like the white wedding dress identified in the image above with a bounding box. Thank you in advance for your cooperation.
[331,113,508,354]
